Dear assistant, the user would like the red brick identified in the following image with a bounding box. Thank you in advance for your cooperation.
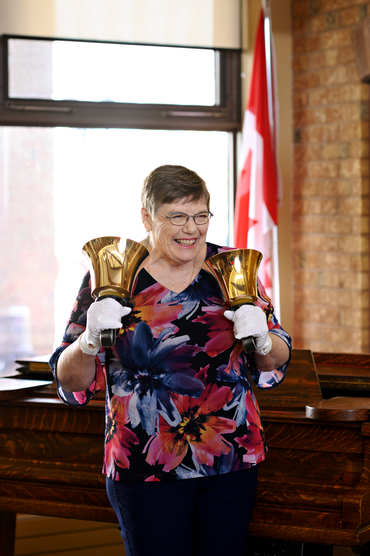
[293,214,324,233]
[322,216,353,233]
[352,177,369,195]
[321,142,350,159]
[339,196,368,215]
[321,104,355,123]
[320,28,353,49]
[308,51,329,69]
[294,234,339,252]
[293,36,321,54]
[295,197,338,214]
[293,72,321,91]
[293,91,309,109]
[294,107,316,126]
[311,13,339,33]
[323,252,353,270]
[294,144,321,162]
[293,54,309,72]
[350,290,370,310]
[293,179,321,196]
[319,65,353,86]
[338,46,356,64]
[339,83,367,102]
[351,252,370,272]
[308,160,339,178]
[339,159,363,178]
[320,0,355,12]
[292,0,313,17]
[292,18,309,36]
[352,215,370,234]
[339,121,368,140]
[337,270,369,289]
[301,123,340,142]
[340,308,369,327]
[319,288,353,307]
[318,270,341,288]
[312,306,341,325]
[339,6,363,26]
[293,269,321,286]
[309,87,341,105]
[291,0,370,354]
[340,234,368,253]
[349,140,369,158]
[293,162,309,180]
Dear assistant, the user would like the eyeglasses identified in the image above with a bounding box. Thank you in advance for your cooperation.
[155,210,213,226]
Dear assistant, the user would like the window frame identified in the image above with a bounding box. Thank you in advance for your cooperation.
[0,34,241,132]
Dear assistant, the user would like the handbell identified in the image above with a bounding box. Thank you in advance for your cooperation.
[82,237,149,347]
[205,249,263,353]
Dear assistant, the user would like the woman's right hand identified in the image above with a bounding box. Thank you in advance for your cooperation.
[56,298,131,392]
[81,298,132,351]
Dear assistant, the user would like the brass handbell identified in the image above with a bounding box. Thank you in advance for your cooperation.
[205,249,263,353]
[82,237,149,347]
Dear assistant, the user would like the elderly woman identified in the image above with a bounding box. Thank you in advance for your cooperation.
[49,164,291,556]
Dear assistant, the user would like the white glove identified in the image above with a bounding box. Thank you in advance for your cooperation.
[81,298,132,352]
[224,305,272,356]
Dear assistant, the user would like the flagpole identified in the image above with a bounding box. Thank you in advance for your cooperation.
[262,0,281,319]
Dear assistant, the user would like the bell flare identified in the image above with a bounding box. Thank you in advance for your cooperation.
[82,236,149,299]
[205,248,263,307]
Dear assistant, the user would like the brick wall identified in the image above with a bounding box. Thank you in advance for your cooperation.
[292,0,370,353]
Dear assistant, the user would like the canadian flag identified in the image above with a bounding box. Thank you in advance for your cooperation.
[234,9,279,310]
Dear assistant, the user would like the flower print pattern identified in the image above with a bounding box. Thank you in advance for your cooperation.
[124,280,183,337]
[104,394,139,479]
[235,391,265,464]
[145,380,236,471]
[217,365,252,427]
[111,321,204,435]
[49,242,292,482]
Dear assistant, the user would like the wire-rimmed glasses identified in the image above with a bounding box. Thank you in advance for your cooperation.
[155,211,213,226]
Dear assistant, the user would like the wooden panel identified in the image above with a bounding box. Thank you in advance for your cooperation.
[314,352,370,393]
[253,349,323,410]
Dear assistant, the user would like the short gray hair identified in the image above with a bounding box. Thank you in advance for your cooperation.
[141,165,210,215]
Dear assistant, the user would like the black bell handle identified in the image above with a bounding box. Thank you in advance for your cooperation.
[96,296,130,347]
[231,302,257,354]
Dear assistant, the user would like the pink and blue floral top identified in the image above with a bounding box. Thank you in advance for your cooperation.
[49,242,291,482]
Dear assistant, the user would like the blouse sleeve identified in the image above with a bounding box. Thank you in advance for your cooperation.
[245,276,292,390]
[48,272,106,407]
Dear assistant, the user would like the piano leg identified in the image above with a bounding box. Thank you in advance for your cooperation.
[0,512,16,556]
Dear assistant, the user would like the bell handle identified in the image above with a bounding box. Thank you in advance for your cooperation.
[96,295,130,348]
[100,328,117,347]
[231,302,258,354]
[242,336,257,353]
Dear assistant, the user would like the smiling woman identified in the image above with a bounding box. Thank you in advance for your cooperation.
[49,164,292,556]
[140,167,211,292]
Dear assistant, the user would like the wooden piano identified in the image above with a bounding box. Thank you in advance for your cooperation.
[250,349,370,552]
[1,349,370,555]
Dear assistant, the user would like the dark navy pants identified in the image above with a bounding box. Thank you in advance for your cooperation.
[106,466,258,556]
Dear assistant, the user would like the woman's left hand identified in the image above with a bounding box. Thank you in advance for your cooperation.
[224,305,272,355]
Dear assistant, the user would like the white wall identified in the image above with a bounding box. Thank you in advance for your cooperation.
[0,0,240,47]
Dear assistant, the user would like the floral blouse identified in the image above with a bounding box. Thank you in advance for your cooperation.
[49,242,291,483]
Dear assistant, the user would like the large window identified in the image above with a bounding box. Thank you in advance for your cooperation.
[0,36,241,368]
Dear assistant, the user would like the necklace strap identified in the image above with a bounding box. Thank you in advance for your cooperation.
[146,255,198,288]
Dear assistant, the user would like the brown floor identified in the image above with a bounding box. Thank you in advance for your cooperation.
[15,515,125,556]
[15,515,365,556]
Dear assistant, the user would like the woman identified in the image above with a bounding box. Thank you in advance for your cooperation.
[49,164,291,556]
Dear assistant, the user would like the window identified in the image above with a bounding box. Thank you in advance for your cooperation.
[0,36,241,363]
[1,35,241,131]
